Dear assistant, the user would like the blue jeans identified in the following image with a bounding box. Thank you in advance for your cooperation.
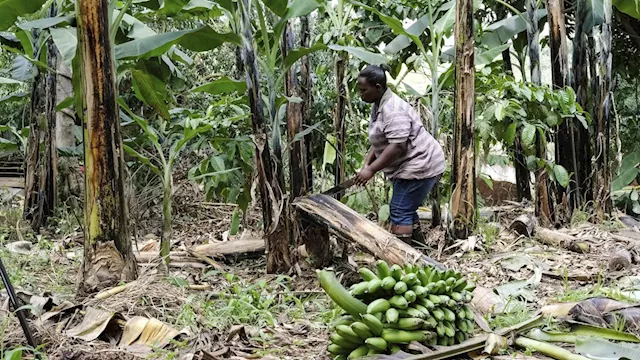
[390,176,441,226]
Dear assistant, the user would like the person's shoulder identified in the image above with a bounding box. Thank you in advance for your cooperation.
[382,90,411,113]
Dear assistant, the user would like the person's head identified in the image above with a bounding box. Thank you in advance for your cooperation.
[357,64,389,103]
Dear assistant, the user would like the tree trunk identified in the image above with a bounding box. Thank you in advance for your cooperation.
[451,0,476,240]
[240,0,291,273]
[571,0,593,206]
[513,137,532,201]
[528,0,554,225]
[548,0,574,219]
[593,0,613,221]
[75,0,137,293]
[43,15,58,223]
[300,15,314,191]
[334,51,347,197]
[496,4,513,74]
[23,69,45,229]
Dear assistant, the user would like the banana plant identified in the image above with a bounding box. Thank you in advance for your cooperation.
[120,100,217,264]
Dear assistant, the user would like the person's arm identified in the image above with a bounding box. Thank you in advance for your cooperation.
[364,148,377,167]
[356,142,407,185]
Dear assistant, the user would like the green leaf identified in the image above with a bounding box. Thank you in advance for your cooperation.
[620,149,640,174]
[576,336,640,359]
[495,101,507,121]
[505,122,517,145]
[229,208,240,235]
[192,76,247,95]
[0,76,22,84]
[353,1,423,53]
[284,43,325,69]
[14,29,33,57]
[131,69,170,120]
[0,90,26,102]
[631,190,639,202]
[328,45,387,65]
[433,3,456,34]
[0,0,48,31]
[584,0,605,31]
[521,124,536,147]
[481,9,547,48]
[17,16,72,30]
[11,55,34,81]
[161,0,189,15]
[614,0,640,19]
[263,0,287,17]
[476,43,512,65]
[50,27,77,69]
[322,138,336,171]
[634,201,640,215]
[3,348,22,360]
[479,174,494,190]
[378,204,390,223]
[292,121,323,143]
[572,324,640,343]
[56,96,74,110]
[553,164,570,188]
[115,26,241,60]
[118,98,159,144]
[612,168,639,191]
[123,144,161,174]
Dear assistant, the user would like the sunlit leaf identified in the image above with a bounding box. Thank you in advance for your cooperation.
[612,168,639,191]
[614,0,640,19]
[11,55,35,81]
[56,96,74,110]
[0,76,22,84]
[328,45,387,65]
[378,204,390,223]
[521,124,536,147]
[131,69,170,120]
[17,16,72,30]
[322,138,336,171]
[553,165,570,188]
[0,0,48,31]
[192,76,247,95]
[50,27,77,69]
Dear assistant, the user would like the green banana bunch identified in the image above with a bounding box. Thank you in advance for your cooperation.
[320,261,477,359]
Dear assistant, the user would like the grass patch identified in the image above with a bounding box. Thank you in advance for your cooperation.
[486,300,532,329]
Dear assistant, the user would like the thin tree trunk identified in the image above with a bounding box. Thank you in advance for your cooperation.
[42,8,58,223]
[513,137,532,201]
[76,0,137,293]
[594,0,613,221]
[547,0,573,220]
[334,51,347,197]
[240,0,291,273]
[23,69,44,229]
[301,15,314,191]
[571,0,593,205]
[451,0,476,240]
[497,5,513,73]
[528,0,554,225]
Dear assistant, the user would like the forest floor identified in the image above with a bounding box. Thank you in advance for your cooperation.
[1,183,640,359]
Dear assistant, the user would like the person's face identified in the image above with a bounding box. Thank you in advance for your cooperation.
[358,77,383,104]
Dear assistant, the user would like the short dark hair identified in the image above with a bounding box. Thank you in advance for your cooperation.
[358,64,389,89]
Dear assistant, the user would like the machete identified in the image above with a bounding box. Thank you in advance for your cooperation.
[321,177,357,196]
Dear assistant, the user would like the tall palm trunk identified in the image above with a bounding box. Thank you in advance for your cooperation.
[451,0,476,240]
[594,0,613,221]
[547,0,573,220]
[528,0,554,225]
[75,0,137,293]
[240,0,291,273]
[571,0,593,206]
[301,15,314,191]
[334,51,347,197]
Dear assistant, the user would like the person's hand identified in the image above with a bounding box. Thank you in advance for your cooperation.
[355,166,375,186]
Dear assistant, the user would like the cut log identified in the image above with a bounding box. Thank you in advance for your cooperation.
[510,215,536,237]
[535,228,590,253]
[292,194,444,269]
[136,239,265,264]
[193,239,265,258]
[609,248,632,271]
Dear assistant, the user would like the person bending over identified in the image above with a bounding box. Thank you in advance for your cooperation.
[354,64,445,245]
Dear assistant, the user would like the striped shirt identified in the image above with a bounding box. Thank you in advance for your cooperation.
[368,89,445,180]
